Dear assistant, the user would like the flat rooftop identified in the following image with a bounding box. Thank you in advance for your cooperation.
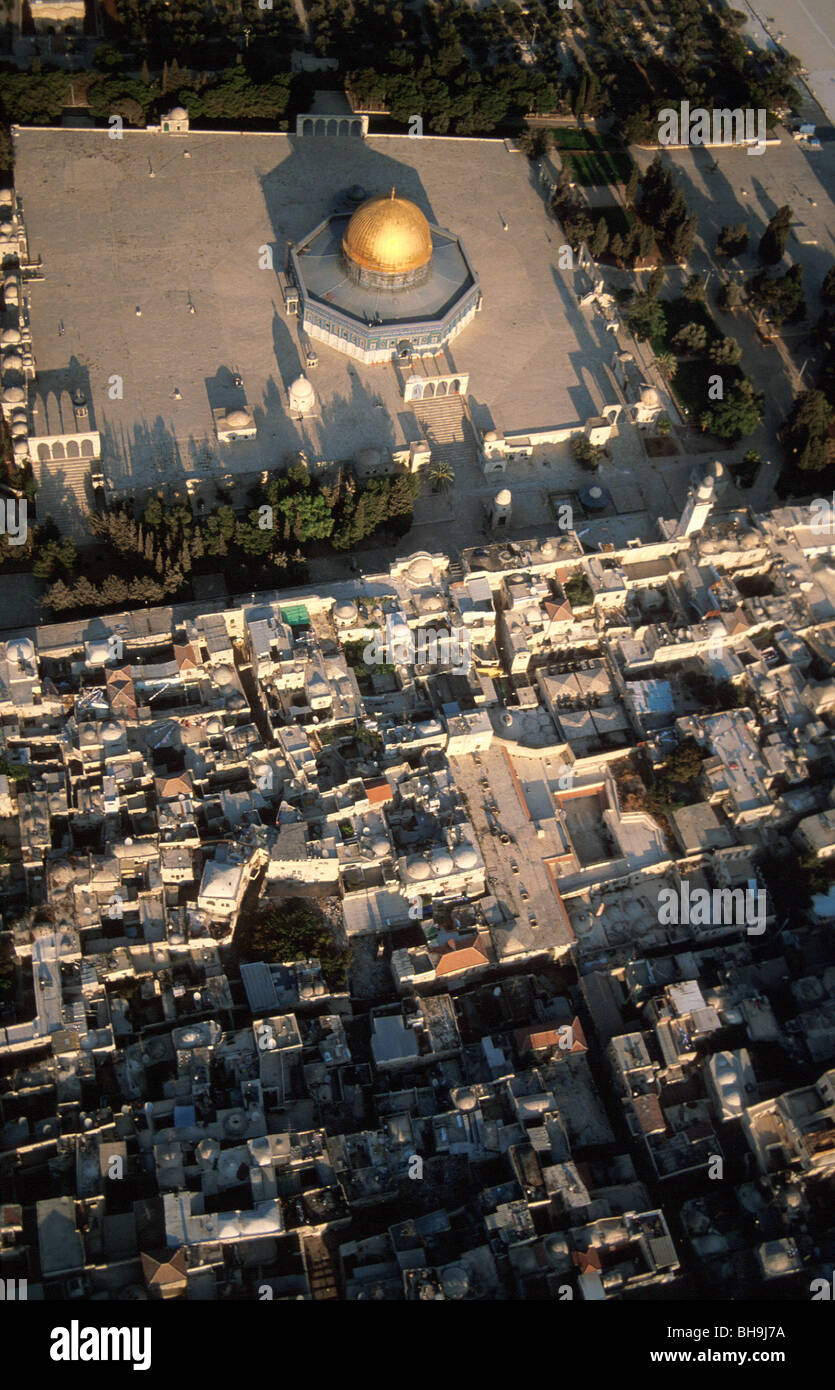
[15,128,629,538]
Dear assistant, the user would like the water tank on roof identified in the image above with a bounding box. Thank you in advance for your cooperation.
[195,1137,220,1168]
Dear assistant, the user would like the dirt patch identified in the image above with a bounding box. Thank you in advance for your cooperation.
[645,435,679,458]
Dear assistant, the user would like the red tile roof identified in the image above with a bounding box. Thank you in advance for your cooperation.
[364,777,393,804]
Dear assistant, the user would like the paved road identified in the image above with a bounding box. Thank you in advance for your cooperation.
[741,0,835,123]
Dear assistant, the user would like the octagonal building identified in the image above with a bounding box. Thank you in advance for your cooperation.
[288,189,481,365]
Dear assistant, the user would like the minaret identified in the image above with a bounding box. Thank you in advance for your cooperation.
[679,467,715,537]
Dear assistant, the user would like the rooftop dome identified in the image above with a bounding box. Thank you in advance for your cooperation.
[407,554,434,583]
[430,849,454,876]
[640,385,661,406]
[495,488,512,506]
[225,409,252,429]
[1,328,20,345]
[406,856,431,882]
[288,375,316,414]
[453,844,478,871]
[6,636,33,665]
[168,106,188,120]
[343,191,433,276]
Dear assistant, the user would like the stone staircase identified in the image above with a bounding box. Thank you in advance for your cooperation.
[415,394,476,471]
[34,454,93,543]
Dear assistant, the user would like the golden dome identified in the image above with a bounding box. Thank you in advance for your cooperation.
[342,191,433,275]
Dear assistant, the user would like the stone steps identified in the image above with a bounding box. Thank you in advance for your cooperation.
[34,455,93,543]
[415,397,476,466]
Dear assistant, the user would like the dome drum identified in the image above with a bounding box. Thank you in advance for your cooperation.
[345,259,431,292]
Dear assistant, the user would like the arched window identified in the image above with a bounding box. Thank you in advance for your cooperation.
[51,440,65,460]
[66,439,79,458]
[37,443,49,462]
[327,119,337,136]
[338,119,349,136]
[314,119,325,136]
[81,439,94,457]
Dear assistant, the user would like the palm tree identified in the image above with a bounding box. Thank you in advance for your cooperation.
[653,351,677,381]
[427,458,455,494]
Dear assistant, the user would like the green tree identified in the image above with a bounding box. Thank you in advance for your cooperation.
[31,536,78,581]
[709,335,743,368]
[278,491,335,543]
[627,295,666,343]
[716,223,749,257]
[560,204,595,250]
[780,389,835,472]
[646,266,664,299]
[750,263,805,326]
[625,161,640,204]
[636,223,656,263]
[427,458,455,493]
[719,279,743,310]
[683,273,706,302]
[591,216,609,259]
[668,212,698,262]
[758,204,792,265]
[673,321,708,354]
[653,351,677,380]
[571,436,602,471]
[700,378,764,442]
